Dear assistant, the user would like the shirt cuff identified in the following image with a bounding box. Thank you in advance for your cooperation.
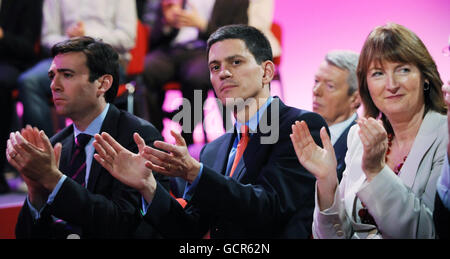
[27,174,67,220]
[182,163,203,201]
[141,196,152,216]
[140,163,204,215]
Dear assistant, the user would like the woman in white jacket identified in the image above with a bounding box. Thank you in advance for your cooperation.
[290,23,447,238]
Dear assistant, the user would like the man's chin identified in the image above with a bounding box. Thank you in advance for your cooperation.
[54,106,69,117]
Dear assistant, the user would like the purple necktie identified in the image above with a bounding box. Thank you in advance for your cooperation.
[69,134,92,187]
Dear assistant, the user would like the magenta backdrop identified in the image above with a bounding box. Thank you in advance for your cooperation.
[273,0,450,110]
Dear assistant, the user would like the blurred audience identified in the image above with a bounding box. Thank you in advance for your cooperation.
[0,0,44,193]
[312,50,360,181]
[434,79,450,239]
[291,23,447,238]
[142,0,279,146]
[16,0,137,137]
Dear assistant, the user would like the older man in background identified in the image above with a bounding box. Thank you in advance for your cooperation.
[312,50,360,181]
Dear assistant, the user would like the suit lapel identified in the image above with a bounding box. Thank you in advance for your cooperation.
[212,133,235,175]
[234,133,263,181]
[59,136,74,175]
[86,105,120,192]
[399,111,440,188]
[52,125,75,176]
[333,119,356,158]
[234,97,285,182]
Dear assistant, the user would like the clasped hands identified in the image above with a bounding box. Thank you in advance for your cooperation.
[162,0,206,31]
[92,130,201,203]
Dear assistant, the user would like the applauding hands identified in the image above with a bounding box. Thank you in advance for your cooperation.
[93,130,201,203]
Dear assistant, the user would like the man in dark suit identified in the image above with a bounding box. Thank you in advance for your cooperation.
[6,36,168,238]
[93,25,328,238]
[312,50,360,181]
[142,0,250,145]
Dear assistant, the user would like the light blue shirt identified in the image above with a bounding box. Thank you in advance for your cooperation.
[183,97,274,200]
[437,154,450,210]
[141,97,275,215]
[27,104,110,220]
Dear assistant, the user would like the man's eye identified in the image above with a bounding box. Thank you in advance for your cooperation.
[233,60,241,65]
[210,65,220,72]
[64,73,73,78]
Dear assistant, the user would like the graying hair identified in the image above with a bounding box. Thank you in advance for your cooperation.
[325,50,359,95]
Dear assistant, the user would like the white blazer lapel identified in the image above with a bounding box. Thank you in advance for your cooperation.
[399,111,440,188]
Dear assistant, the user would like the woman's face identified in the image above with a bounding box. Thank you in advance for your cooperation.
[366,60,425,118]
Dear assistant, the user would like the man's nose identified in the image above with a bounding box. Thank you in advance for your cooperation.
[219,67,232,80]
[50,75,62,91]
[313,83,322,96]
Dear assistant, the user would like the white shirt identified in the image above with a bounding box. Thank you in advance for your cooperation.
[329,113,357,145]
[41,0,137,60]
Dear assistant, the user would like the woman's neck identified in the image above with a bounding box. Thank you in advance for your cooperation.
[388,105,425,149]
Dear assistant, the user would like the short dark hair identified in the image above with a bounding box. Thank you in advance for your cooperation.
[51,36,119,103]
[207,24,273,64]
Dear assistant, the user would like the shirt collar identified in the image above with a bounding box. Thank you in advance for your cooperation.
[73,103,110,138]
[329,112,357,145]
[235,96,274,136]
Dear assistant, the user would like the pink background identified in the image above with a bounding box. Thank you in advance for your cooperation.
[273,0,450,110]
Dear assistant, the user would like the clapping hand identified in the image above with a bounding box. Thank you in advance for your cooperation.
[357,117,388,181]
[6,126,62,208]
[290,121,338,210]
[93,132,157,202]
[141,130,201,184]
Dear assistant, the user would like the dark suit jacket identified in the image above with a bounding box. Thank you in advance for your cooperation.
[144,98,328,238]
[15,104,168,238]
[333,119,357,182]
[434,193,449,239]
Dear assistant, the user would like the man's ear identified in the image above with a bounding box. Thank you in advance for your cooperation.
[349,90,361,110]
[96,74,112,95]
[262,60,275,85]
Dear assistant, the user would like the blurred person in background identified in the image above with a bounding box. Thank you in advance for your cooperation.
[433,37,450,238]
[0,0,44,193]
[312,50,360,182]
[142,0,280,147]
[291,23,447,238]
